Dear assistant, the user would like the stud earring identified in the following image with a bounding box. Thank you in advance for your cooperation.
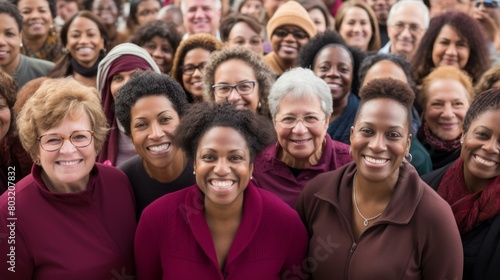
[193,171,196,175]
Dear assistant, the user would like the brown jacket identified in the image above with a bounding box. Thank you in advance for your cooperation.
[296,162,463,280]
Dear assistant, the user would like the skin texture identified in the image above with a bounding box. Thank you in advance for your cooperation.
[366,0,396,24]
[263,0,288,18]
[429,0,473,17]
[350,98,411,184]
[18,0,52,40]
[362,60,407,86]
[130,95,182,176]
[461,110,500,192]
[270,24,309,66]
[65,16,105,68]
[0,13,22,74]
[110,69,136,98]
[424,79,470,141]
[308,8,327,33]
[183,0,221,36]
[274,94,328,168]
[213,59,260,112]
[226,22,263,57]
[142,35,174,73]
[182,47,211,101]
[338,6,373,52]
[136,0,161,27]
[387,3,426,60]
[240,0,263,18]
[0,97,10,141]
[92,0,119,26]
[432,25,470,70]
[194,126,253,208]
[57,0,79,21]
[37,111,95,193]
[313,45,353,110]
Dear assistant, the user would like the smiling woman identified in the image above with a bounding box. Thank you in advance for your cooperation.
[134,102,308,279]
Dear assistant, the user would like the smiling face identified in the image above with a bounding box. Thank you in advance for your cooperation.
[313,45,353,106]
[66,16,105,68]
[182,47,210,101]
[130,95,181,170]
[0,97,11,141]
[270,24,309,64]
[432,25,470,70]
[136,0,160,27]
[461,110,500,188]
[213,59,260,112]
[92,0,119,26]
[338,6,373,52]
[142,35,174,73]
[226,22,263,57]
[274,94,328,166]
[0,14,22,74]
[37,110,96,192]
[183,0,221,36]
[240,0,263,18]
[387,3,426,60]
[350,98,411,183]
[57,0,79,21]
[424,78,470,141]
[308,8,327,33]
[110,69,137,98]
[195,126,253,208]
[18,0,53,40]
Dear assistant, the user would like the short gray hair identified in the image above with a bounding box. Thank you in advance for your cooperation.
[181,0,221,13]
[268,67,332,119]
[387,0,430,29]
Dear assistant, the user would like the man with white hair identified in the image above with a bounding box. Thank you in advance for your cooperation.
[379,0,429,61]
[181,0,222,38]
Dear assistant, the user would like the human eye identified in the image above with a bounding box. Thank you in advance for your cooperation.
[161,45,172,53]
[280,116,297,124]
[201,154,215,161]
[229,154,244,162]
[112,74,124,82]
[183,64,194,72]
[216,85,231,93]
[360,128,373,135]
[237,83,252,92]
[475,131,489,139]
[304,115,321,123]
[143,42,155,50]
[453,101,464,107]
[317,64,331,72]
[387,131,402,139]
[134,122,147,129]
[160,116,173,124]
[233,39,245,45]
[43,135,63,145]
[250,37,261,45]
[431,102,443,108]
[71,132,90,142]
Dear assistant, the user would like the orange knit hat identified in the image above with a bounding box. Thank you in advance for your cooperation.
[266,1,317,41]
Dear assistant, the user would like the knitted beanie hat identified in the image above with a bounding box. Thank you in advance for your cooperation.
[266,1,317,41]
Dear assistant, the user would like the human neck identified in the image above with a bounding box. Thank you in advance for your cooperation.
[23,33,48,54]
[279,141,324,169]
[204,195,244,223]
[354,171,396,202]
[275,54,297,71]
[463,165,491,193]
[143,149,186,183]
[41,170,88,193]
[331,96,349,121]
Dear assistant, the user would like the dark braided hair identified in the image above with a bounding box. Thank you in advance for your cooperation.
[463,88,500,133]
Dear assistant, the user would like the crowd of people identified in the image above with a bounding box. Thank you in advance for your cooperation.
[0,0,499,279]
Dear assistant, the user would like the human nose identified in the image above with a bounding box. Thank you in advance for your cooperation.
[214,158,230,175]
[353,23,362,33]
[368,133,387,152]
[291,119,308,134]
[483,137,500,153]
[152,46,163,58]
[226,88,241,102]
[59,138,77,153]
[441,103,455,118]
[325,66,340,78]
[148,122,165,139]
[194,7,204,18]
[445,44,457,56]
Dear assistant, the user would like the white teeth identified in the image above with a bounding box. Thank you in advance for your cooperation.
[77,47,93,55]
[475,155,496,167]
[364,156,387,164]
[328,84,341,88]
[148,144,169,152]
[210,180,233,189]
[59,160,80,166]
[0,52,7,55]
[293,139,309,144]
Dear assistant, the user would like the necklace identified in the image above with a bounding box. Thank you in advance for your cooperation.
[353,174,382,227]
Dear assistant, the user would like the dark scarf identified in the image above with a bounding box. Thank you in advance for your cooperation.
[438,158,500,233]
[70,52,105,77]
[420,120,461,152]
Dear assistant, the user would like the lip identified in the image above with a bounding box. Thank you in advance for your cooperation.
[208,179,236,194]
[280,45,298,53]
[290,138,312,145]
[0,51,9,59]
[473,154,498,167]
[56,159,83,167]
[438,123,457,130]
[362,155,389,167]
[146,142,171,155]
[441,58,457,65]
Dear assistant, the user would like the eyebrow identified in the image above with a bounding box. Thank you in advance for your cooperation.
[132,110,172,121]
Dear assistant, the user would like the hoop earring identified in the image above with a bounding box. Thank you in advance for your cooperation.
[405,153,413,163]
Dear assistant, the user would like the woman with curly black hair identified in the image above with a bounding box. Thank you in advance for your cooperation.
[135,102,309,279]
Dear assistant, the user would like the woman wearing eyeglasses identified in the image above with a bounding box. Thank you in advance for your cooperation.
[263,1,317,75]
[252,68,352,208]
[171,33,223,103]
[0,77,136,279]
[203,47,274,118]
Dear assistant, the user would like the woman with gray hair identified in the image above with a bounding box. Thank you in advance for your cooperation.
[203,47,274,118]
[252,67,352,207]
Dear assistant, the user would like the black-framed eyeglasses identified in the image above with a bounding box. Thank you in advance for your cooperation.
[275,115,326,129]
[475,0,500,8]
[391,22,424,33]
[212,80,257,98]
[180,62,207,75]
[273,28,308,40]
[37,130,94,152]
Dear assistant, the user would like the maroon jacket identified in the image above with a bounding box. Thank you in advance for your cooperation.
[296,162,463,279]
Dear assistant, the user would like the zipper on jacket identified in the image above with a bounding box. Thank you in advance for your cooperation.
[344,242,358,280]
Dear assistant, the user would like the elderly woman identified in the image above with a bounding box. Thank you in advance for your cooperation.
[219,13,264,57]
[130,20,182,74]
[252,68,352,208]
[0,0,54,88]
[115,70,195,219]
[411,11,490,86]
[135,102,308,279]
[358,53,432,175]
[263,1,316,75]
[171,33,223,103]
[422,89,500,279]
[0,77,136,279]
[13,0,63,62]
[0,71,31,193]
[417,66,474,170]
[96,43,161,166]
[48,11,108,88]
[82,0,127,50]
[296,78,463,279]
[299,30,365,144]
[203,47,274,118]
[335,0,381,52]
